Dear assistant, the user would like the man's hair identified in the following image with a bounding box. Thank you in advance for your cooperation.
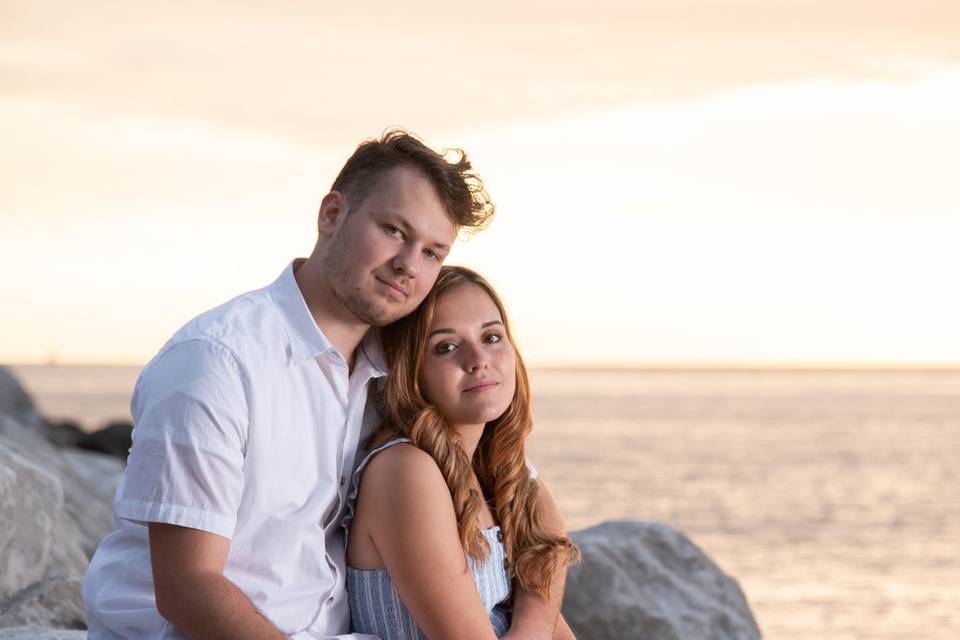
[331,129,495,234]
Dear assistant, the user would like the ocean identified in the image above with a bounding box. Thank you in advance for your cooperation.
[9,365,959,639]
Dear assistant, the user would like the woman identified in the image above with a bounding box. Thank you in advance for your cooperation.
[343,266,579,639]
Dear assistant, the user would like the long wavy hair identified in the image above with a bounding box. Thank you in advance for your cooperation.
[374,266,578,598]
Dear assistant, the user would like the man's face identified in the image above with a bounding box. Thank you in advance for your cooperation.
[322,165,458,326]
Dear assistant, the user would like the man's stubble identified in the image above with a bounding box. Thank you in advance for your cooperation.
[321,235,408,328]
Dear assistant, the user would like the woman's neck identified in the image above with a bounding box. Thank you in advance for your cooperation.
[454,422,485,460]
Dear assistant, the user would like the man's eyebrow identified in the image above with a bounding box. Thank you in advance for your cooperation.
[380,211,450,251]
[428,320,502,339]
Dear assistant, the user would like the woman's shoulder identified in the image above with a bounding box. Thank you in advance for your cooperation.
[361,441,445,488]
[358,442,455,521]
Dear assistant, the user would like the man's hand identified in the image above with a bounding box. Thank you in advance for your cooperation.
[149,523,288,640]
[506,479,575,640]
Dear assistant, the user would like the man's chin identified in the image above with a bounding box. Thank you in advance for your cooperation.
[351,299,411,327]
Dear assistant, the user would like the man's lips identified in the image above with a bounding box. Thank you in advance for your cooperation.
[376,277,408,299]
[463,381,498,393]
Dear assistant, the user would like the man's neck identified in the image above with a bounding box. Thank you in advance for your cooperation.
[293,257,369,370]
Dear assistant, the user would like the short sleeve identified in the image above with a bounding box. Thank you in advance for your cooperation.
[116,339,249,539]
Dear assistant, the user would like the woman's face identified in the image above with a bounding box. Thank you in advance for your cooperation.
[419,283,517,429]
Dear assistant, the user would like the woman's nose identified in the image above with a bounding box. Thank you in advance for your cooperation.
[463,343,489,372]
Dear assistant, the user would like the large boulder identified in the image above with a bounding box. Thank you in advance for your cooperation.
[0,445,67,601]
[56,450,123,558]
[0,628,86,639]
[76,422,132,460]
[0,368,123,634]
[563,521,762,640]
[0,577,85,630]
[0,370,44,431]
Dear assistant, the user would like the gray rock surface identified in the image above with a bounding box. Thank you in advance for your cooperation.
[563,520,762,640]
[76,422,132,460]
[57,450,122,558]
[0,370,44,431]
[0,578,86,630]
[0,368,122,635]
[0,445,64,601]
[0,627,86,639]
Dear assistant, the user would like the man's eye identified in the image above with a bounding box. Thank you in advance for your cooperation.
[384,224,402,237]
[424,249,440,261]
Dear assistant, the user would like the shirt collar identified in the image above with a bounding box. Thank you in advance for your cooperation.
[357,327,388,378]
[270,260,388,378]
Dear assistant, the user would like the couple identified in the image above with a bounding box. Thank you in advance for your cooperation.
[82,130,578,639]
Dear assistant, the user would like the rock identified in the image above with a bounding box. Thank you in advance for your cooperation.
[0,445,64,601]
[0,577,85,630]
[562,520,762,640]
[0,368,123,633]
[0,369,44,431]
[0,627,86,639]
[42,421,83,449]
[76,422,132,460]
[57,450,123,557]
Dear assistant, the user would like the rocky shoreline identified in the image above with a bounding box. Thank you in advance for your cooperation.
[0,366,762,639]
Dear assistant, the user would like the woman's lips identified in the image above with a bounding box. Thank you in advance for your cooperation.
[463,381,498,393]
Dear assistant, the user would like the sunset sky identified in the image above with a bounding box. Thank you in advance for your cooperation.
[3,1,959,365]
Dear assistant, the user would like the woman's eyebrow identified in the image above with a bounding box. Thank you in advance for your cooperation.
[428,320,502,339]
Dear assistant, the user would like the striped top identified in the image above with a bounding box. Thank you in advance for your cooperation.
[343,438,512,639]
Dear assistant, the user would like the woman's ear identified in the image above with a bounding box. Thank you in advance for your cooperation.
[317,191,347,237]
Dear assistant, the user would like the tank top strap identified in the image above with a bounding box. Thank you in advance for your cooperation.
[342,437,412,531]
[355,437,412,479]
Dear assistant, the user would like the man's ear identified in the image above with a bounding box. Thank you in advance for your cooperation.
[317,191,347,237]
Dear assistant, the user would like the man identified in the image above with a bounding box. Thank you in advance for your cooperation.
[83,130,569,639]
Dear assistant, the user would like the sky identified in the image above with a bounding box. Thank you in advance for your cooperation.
[2,1,960,366]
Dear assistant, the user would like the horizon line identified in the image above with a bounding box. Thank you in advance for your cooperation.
[5,359,960,371]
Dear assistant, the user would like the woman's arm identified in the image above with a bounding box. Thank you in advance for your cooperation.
[503,480,572,640]
[357,443,499,640]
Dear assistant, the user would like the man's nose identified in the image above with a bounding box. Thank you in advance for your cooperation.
[391,244,420,277]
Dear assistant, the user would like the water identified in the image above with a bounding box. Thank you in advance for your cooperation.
[8,365,960,639]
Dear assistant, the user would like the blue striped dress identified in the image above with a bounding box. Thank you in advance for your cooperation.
[343,438,512,639]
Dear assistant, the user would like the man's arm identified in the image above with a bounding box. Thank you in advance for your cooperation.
[505,479,572,640]
[149,523,287,640]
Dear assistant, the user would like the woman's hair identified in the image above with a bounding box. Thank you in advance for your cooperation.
[375,266,579,598]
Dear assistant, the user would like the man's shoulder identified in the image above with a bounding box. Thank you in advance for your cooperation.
[137,279,291,390]
[161,282,286,360]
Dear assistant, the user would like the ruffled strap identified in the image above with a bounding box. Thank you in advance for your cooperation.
[341,437,412,531]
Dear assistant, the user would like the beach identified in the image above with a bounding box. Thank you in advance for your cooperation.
[10,365,960,639]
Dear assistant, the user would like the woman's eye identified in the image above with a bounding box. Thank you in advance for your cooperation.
[433,342,457,354]
[483,333,503,344]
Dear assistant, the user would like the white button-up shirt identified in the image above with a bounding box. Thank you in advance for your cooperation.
[83,261,385,639]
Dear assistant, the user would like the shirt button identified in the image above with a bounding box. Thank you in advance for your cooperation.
[339,476,346,487]
[503,558,509,570]
[327,596,334,604]
[496,530,504,543]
